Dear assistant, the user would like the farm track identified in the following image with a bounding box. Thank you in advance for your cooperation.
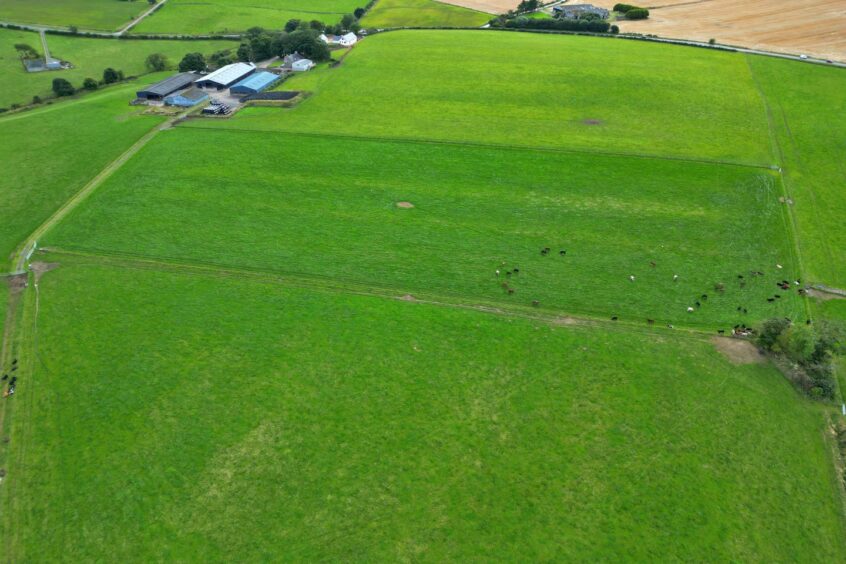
[179,122,779,171]
[11,115,181,274]
[39,246,726,339]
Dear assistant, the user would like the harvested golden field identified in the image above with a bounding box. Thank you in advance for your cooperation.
[592,0,846,61]
[436,0,517,14]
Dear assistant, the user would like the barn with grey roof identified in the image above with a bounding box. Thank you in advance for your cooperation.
[136,72,198,101]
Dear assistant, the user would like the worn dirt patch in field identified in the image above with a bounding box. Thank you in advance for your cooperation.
[31,262,59,283]
[398,294,418,301]
[583,119,603,126]
[806,288,846,302]
[396,201,415,209]
[711,336,765,365]
[590,0,846,61]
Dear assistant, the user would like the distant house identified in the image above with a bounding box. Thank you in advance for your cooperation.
[291,58,315,72]
[194,62,256,90]
[137,72,198,100]
[319,32,358,47]
[23,57,63,73]
[230,71,279,95]
[281,52,306,70]
[552,4,609,19]
[164,87,209,107]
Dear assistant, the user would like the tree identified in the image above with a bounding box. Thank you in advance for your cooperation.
[237,42,252,62]
[178,52,206,72]
[14,43,39,60]
[145,52,169,72]
[273,29,330,61]
[148,0,157,4]
[610,24,620,34]
[516,0,539,12]
[250,34,274,61]
[310,19,325,31]
[284,19,301,32]
[83,77,98,90]
[777,325,816,363]
[103,67,121,84]
[32,95,42,104]
[626,8,649,19]
[52,78,74,96]
[340,13,356,29]
[209,49,234,67]
[353,7,366,18]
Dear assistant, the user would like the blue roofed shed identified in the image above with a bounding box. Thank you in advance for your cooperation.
[164,88,209,107]
[230,71,279,95]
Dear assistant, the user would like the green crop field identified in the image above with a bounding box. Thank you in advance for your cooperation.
[0,0,147,31]
[2,260,843,561]
[196,31,774,165]
[0,82,165,270]
[747,57,846,288]
[362,0,490,28]
[2,26,846,560]
[0,29,236,108]
[133,0,361,35]
[47,127,804,329]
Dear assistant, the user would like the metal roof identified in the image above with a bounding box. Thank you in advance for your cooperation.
[166,87,208,102]
[137,72,197,96]
[230,71,278,93]
[196,62,255,86]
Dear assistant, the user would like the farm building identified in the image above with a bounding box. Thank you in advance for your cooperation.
[553,4,610,19]
[136,72,198,100]
[164,87,209,107]
[230,71,279,95]
[319,32,358,47]
[194,62,256,90]
[291,58,315,72]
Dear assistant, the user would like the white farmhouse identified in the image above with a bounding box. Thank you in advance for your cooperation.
[291,58,315,72]
[319,32,358,47]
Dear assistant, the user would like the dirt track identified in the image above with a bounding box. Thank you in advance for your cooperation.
[589,0,846,61]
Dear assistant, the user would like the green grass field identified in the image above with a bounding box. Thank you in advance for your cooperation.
[0,29,236,108]
[747,57,846,289]
[2,260,843,561]
[0,82,165,270]
[2,28,846,559]
[0,0,147,31]
[362,0,490,28]
[133,0,361,34]
[46,127,804,328]
[195,31,773,164]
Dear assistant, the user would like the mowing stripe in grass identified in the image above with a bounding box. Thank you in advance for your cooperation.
[178,121,780,171]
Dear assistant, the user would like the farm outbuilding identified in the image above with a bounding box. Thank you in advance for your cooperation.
[292,59,315,72]
[136,72,198,100]
[230,71,279,95]
[164,87,209,107]
[194,62,256,90]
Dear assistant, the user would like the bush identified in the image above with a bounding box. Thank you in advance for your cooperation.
[52,78,74,96]
[756,318,844,400]
[626,8,649,19]
[503,16,611,33]
[83,77,98,90]
[613,3,637,12]
[145,52,169,72]
[102,67,122,84]
[32,95,42,104]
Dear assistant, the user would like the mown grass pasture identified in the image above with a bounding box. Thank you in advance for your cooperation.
[2,261,843,561]
[0,83,165,269]
[362,0,490,28]
[747,56,846,288]
[133,0,362,35]
[0,28,236,108]
[0,0,146,31]
[196,30,774,164]
[47,128,804,328]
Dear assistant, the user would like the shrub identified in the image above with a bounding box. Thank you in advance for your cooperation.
[757,318,791,350]
[626,8,649,19]
[83,77,98,90]
[52,78,74,96]
[102,67,121,84]
[145,52,169,72]
[613,3,636,12]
